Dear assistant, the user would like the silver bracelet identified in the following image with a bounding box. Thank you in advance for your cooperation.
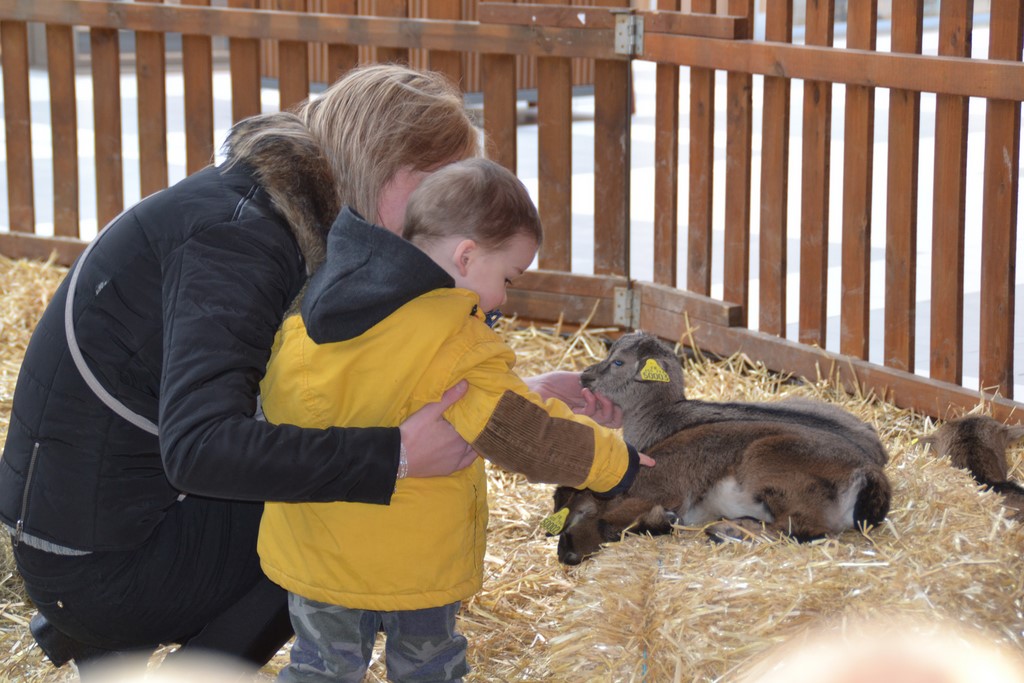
[397,442,409,480]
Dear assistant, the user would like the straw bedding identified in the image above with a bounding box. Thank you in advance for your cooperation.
[2,254,1023,682]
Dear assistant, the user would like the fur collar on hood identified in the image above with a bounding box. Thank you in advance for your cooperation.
[221,113,339,274]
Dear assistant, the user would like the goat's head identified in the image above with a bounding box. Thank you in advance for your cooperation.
[547,486,677,565]
[580,332,685,417]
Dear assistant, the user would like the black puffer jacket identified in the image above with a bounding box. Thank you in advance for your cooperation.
[0,116,408,552]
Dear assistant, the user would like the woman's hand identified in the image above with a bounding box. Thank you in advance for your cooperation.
[525,371,623,429]
[399,381,478,478]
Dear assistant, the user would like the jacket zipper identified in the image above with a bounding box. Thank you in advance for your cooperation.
[14,442,40,547]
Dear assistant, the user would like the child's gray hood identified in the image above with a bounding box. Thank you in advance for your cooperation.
[301,206,455,344]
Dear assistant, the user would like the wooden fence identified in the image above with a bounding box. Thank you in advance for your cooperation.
[1,0,1022,423]
[258,0,607,94]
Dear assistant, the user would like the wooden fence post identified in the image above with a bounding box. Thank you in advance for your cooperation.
[798,0,834,347]
[2,20,35,233]
[686,0,716,296]
[137,0,169,196]
[181,0,215,174]
[839,0,877,359]
[928,0,973,384]
[757,0,792,337]
[722,0,753,322]
[883,1,923,373]
[91,26,124,228]
[653,0,681,288]
[46,23,80,236]
[979,0,1024,398]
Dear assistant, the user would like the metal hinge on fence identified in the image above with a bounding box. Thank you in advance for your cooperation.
[614,287,641,328]
[612,11,644,56]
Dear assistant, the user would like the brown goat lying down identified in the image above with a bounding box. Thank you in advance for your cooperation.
[919,415,1024,519]
[548,332,892,565]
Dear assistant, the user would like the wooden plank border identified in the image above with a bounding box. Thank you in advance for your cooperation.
[641,33,1024,100]
[13,0,628,60]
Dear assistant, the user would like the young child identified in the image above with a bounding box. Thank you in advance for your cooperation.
[258,158,644,682]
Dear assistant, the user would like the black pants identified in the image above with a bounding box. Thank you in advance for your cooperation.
[13,496,292,665]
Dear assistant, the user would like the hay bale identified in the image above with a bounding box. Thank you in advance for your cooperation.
[0,255,72,682]
[2,259,1024,682]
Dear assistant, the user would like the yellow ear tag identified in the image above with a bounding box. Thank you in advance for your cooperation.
[640,358,671,382]
[540,508,570,535]
[910,437,919,445]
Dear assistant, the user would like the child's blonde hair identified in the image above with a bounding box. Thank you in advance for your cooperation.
[403,158,543,250]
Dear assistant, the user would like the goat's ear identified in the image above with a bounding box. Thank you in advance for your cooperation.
[553,486,576,511]
[1002,424,1024,445]
[637,357,672,383]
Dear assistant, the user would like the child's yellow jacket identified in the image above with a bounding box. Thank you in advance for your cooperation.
[257,209,637,611]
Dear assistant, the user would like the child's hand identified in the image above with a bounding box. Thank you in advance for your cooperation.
[525,371,623,428]
[579,387,623,429]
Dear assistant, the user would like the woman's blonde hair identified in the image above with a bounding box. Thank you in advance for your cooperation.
[295,64,480,223]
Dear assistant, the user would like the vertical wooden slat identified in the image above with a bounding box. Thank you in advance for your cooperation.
[797,0,834,347]
[136,0,168,197]
[883,2,922,372]
[979,0,1024,397]
[325,0,359,85]
[1,21,34,232]
[929,0,973,384]
[483,54,517,174]
[687,0,716,295]
[537,56,573,272]
[839,0,877,358]
[653,0,681,287]
[229,0,262,121]
[91,28,124,229]
[181,0,214,175]
[757,0,792,336]
[278,0,310,110]
[373,0,410,65]
[723,0,754,320]
[592,0,631,278]
[427,0,463,87]
[593,56,630,277]
[46,24,79,236]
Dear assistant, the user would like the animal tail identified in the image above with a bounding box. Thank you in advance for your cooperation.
[990,479,1024,497]
[853,467,891,528]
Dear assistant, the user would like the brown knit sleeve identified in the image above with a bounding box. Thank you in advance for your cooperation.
[470,391,594,487]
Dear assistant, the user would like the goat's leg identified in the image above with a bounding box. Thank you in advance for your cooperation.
[704,517,777,543]
[990,480,1024,520]
[599,497,677,541]
[705,510,829,544]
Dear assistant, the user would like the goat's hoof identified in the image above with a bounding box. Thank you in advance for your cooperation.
[704,518,766,544]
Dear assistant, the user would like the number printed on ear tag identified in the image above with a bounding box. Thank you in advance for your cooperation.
[540,507,570,535]
[640,358,671,382]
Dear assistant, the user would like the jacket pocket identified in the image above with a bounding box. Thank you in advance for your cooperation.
[13,441,41,547]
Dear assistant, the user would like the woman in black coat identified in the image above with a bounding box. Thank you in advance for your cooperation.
[1,64,612,675]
